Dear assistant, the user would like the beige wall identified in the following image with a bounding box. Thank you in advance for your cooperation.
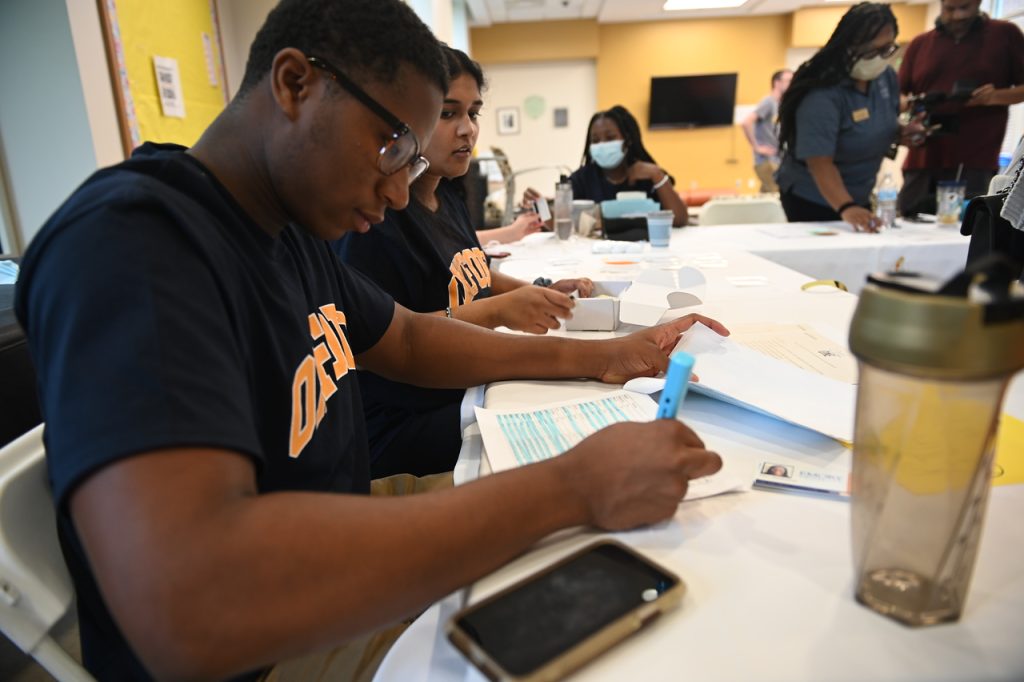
[64,0,122,168]
[476,59,597,201]
[216,0,276,98]
[791,4,928,48]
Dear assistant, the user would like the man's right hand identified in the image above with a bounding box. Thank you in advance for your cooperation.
[498,285,574,333]
[554,420,722,530]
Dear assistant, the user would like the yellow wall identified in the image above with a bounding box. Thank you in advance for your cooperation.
[792,4,928,47]
[470,6,930,192]
[596,15,790,191]
[469,20,599,63]
[113,0,228,147]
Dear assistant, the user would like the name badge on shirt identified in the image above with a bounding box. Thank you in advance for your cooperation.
[852,108,870,123]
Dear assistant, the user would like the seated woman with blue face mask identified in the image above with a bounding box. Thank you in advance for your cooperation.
[524,105,689,227]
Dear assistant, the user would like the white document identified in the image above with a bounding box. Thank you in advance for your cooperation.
[474,390,746,501]
[728,323,858,385]
[625,324,857,442]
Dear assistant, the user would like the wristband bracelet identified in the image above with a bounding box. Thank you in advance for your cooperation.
[651,174,671,192]
[835,201,859,215]
[533,277,553,287]
[445,306,452,318]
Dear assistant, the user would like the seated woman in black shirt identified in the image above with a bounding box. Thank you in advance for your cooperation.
[334,47,592,478]
[524,105,689,226]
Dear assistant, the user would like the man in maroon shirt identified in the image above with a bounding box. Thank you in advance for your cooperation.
[897,0,1024,216]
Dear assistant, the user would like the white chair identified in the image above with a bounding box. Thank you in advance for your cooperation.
[0,424,93,681]
[698,195,787,226]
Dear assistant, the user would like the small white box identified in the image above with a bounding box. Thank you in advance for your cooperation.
[564,281,630,331]
[563,270,705,331]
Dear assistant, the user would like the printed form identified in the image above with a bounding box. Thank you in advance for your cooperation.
[475,390,747,500]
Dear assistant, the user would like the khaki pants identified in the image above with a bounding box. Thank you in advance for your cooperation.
[754,160,779,193]
[260,472,454,682]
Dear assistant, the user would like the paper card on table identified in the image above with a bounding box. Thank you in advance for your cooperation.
[753,460,850,498]
[728,323,858,385]
[662,323,857,442]
[474,390,746,500]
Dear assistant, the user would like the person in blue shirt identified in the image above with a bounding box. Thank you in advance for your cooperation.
[14,2,728,679]
[336,47,596,477]
[523,105,689,227]
[776,2,925,232]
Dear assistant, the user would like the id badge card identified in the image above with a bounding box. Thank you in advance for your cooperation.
[852,108,870,123]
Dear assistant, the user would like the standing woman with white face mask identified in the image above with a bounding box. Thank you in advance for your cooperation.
[776,2,926,232]
[524,105,689,226]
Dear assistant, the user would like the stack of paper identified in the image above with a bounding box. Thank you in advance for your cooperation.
[474,390,748,500]
[625,323,858,443]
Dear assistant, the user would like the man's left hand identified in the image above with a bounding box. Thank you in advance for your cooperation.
[597,314,730,384]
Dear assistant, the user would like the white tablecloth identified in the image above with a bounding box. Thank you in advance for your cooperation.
[374,248,1023,682]
[499,220,969,296]
[676,220,970,295]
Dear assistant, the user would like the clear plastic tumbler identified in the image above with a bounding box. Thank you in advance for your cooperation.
[848,265,1024,626]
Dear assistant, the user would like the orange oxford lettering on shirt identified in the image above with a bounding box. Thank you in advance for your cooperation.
[446,248,491,308]
[287,304,359,458]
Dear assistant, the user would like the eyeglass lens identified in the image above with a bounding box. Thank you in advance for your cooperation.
[379,133,419,175]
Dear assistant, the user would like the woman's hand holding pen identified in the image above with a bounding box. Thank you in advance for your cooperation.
[841,205,881,233]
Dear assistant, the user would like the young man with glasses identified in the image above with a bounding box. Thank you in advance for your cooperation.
[897,0,1024,216]
[14,1,724,680]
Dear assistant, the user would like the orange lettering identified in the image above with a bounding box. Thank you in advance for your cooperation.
[318,305,356,376]
[312,342,335,426]
[288,356,316,458]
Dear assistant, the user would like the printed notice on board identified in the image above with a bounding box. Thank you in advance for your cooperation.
[153,56,186,118]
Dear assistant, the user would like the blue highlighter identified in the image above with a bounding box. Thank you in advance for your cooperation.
[656,351,695,420]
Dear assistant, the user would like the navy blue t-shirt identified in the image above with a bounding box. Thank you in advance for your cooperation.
[570,162,656,203]
[15,143,394,680]
[333,181,490,476]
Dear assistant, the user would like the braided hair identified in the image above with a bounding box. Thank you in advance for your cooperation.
[778,2,898,154]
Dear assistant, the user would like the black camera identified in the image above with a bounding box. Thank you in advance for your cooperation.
[907,80,978,136]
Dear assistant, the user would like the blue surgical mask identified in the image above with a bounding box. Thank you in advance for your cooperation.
[589,140,626,169]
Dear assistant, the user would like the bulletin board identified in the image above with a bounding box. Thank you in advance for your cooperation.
[98,0,230,156]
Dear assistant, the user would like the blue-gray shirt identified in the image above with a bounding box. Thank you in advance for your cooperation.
[776,68,899,208]
[753,95,780,165]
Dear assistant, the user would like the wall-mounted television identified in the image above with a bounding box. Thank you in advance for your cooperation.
[648,74,738,129]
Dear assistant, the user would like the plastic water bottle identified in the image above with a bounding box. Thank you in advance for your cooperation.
[554,174,573,241]
[876,173,898,230]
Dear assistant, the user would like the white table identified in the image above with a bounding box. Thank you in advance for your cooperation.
[375,248,1023,682]
[501,221,969,296]
[676,220,970,295]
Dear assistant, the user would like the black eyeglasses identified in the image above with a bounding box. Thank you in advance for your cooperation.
[307,56,429,183]
[856,42,899,60]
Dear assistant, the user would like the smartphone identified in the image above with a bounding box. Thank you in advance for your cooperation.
[447,540,684,681]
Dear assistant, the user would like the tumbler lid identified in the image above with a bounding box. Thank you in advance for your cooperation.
[849,256,1024,380]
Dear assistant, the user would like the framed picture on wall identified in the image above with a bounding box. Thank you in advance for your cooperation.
[497,107,520,135]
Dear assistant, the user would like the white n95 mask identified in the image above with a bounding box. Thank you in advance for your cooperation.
[589,140,626,169]
[850,56,888,81]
